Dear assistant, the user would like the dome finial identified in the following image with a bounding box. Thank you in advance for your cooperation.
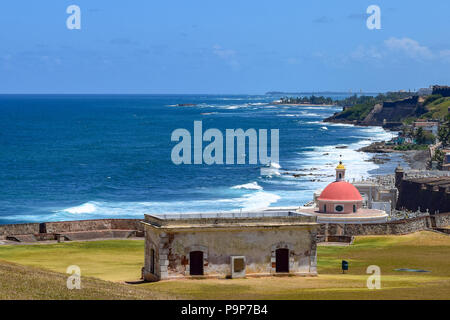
[336,155,345,170]
[336,155,346,181]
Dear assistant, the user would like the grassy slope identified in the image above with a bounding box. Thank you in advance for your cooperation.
[0,260,172,300]
[0,240,144,282]
[333,103,373,121]
[331,96,449,124]
[0,232,449,299]
[422,97,450,120]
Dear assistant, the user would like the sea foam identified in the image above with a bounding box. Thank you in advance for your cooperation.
[231,182,263,190]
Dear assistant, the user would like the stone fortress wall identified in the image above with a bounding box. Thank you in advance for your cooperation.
[319,212,450,239]
[0,218,144,241]
[0,212,449,242]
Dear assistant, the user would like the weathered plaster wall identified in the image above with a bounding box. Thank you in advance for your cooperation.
[144,225,318,281]
[143,228,162,281]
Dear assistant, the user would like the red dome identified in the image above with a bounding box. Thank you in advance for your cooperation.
[318,181,363,201]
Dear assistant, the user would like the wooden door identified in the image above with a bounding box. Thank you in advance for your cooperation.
[189,251,204,275]
[276,248,289,273]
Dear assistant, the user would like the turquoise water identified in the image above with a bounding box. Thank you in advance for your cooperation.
[0,94,398,223]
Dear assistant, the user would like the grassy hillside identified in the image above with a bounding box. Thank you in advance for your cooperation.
[327,93,449,124]
[332,103,373,121]
[0,231,449,299]
[421,96,450,120]
[0,239,144,282]
[0,260,172,300]
[326,92,417,123]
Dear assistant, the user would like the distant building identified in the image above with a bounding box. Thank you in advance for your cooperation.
[443,150,450,171]
[417,87,433,96]
[413,120,440,135]
[432,85,450,97]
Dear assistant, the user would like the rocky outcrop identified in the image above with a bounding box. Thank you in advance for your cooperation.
[325,96,423,128]
[372,96,420,124]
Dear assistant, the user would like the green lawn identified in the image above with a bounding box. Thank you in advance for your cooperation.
[423,96,450,120]
[0,239,144,282]
[0,231,449,299]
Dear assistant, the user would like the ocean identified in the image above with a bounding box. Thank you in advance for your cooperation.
[0,94,405,224]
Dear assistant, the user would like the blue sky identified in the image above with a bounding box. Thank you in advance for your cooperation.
[0,0,449,94]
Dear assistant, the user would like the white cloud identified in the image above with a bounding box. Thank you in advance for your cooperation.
[384,37,433,60]
[439,49,450,62]
[286,57,300,65]
[212,45,239,69]
[350,45,383,61]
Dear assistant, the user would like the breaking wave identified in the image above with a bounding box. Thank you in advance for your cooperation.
[231,182,263,190]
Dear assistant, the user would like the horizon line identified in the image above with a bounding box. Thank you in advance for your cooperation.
[0,91,389,96]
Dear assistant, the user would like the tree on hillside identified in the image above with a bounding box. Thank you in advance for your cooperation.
[438,121,450,146]
[414,127,435,144]
[432,149,445,170]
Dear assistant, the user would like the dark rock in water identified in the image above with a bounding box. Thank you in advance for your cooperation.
[358,141,393,153]
[177,103,197,106]
[293,173,307,177]
[372,158,389,164]
[369,154,391,164]
[336,146,348,149]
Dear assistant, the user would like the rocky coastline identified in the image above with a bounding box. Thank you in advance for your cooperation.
[359,141,430,170]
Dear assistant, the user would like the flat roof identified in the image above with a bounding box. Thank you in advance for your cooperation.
[143,209,319,230]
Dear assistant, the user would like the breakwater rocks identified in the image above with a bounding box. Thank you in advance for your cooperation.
[358,142,392,153]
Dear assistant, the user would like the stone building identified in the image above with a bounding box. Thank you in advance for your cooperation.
[353,178,397,212]
[432,85,450,97]
[141,212,319,281]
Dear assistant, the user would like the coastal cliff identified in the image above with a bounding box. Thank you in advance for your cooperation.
[324,96,424,128]
[324,87,449,129]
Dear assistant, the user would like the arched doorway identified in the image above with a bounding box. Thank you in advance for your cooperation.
[275,248,289,273]
[189,251,204,275]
